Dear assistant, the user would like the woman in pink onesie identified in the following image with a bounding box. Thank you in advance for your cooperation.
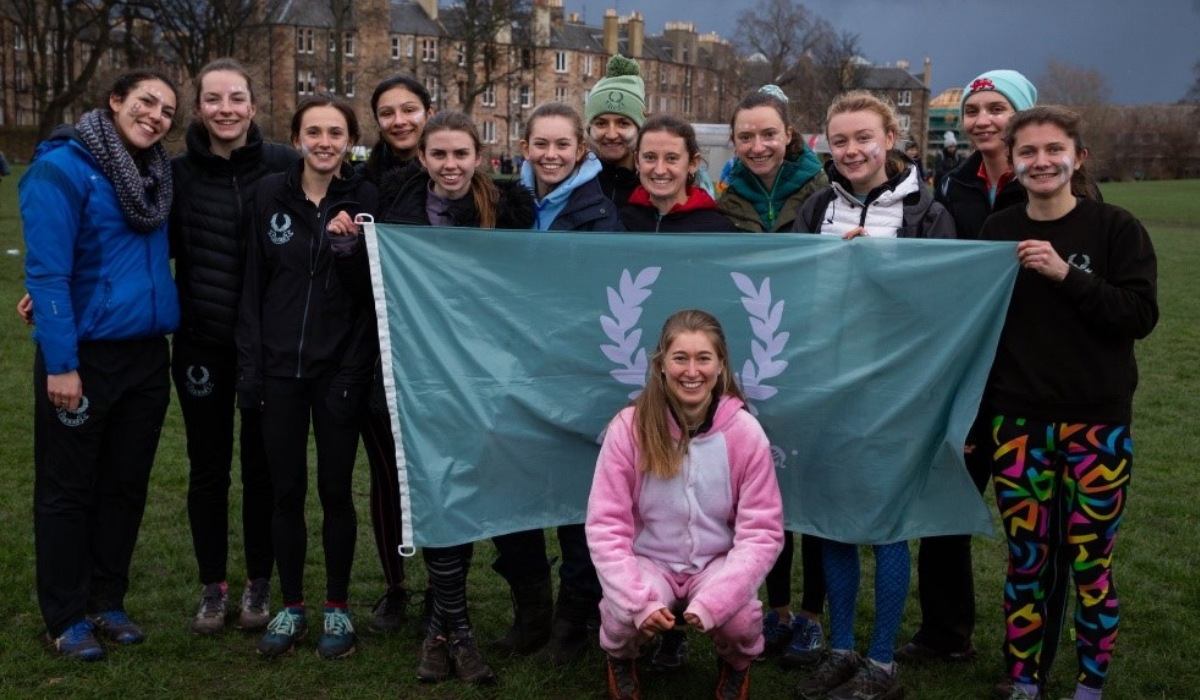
[586,309,784,700]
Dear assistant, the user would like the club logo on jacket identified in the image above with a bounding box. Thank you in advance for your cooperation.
[1067,253,1093,274]
[268,213,294,245]
[185,365,214,398]
[57,396,90,428]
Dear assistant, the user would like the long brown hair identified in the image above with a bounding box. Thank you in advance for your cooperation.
[419,110,499,227]
[1002,105,1100,201]
[633,309,746,479]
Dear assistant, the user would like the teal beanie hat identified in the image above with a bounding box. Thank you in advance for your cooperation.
[960,69,1037,115]
[585,55,646,127]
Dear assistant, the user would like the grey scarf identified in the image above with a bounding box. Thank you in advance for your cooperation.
[76,109,172,233]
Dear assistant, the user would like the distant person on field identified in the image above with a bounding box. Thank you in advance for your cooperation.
[932,131,962,187]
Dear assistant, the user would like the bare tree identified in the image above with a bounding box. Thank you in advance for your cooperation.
[1037,59,1116,178]
[125,0,277,79]
[786,29,863,131]
[733,0,831,88]
[440,0,533,117]
[1,0,124,140]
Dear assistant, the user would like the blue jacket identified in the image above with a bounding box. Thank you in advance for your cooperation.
[20,127,179,374]
[521,152,623,232]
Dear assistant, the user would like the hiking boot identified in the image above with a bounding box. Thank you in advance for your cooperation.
[448,629,495,684]
[237,578,271,632]
[415,589,434,640]
[828,659,903,700]
[417,634,452,682]
[649,628,689,672]
[606,655,641,700]
[894,639,976,664]
[796,650,861,700]
[492,571,553,655]
[369,586,409,633]
[257,607,307,657]
[534,585,598,667]
[759,610,793,659]
[48,619,105,661]
[190,582,228,635]
[781,616,824,669]
[316,607,357,660]
[715,657,751,700]
[89,610,145,645]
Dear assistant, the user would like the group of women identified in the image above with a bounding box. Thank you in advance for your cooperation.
[18,52,1155,700]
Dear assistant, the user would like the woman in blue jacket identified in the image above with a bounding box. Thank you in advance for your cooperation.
[20,69,180,661]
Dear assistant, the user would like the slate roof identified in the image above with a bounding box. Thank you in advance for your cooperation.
[859,66,925,91]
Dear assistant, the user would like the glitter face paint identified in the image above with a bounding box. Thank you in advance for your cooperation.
[588,114,638,167]
[827,109,896,194]
[375,86,427,156]
[733,105,790,187]
[293,104,351,176]
[109,79,177,153]
[198,70,256,151]
[1011,122,1081,201]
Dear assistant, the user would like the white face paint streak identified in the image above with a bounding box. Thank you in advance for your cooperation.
[866,142,882,161]
[1059,156,1075,186]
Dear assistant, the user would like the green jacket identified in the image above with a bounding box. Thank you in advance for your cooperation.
[718,148,826,232]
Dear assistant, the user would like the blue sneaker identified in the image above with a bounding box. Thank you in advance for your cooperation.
[781,616,823,668]
[757,610,792,660]
[89,610,145,645]
[257,607,308,657]
[316,607,357,660]
[49,619,105,661]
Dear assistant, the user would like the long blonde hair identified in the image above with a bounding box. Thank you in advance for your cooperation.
[633,309,745,479]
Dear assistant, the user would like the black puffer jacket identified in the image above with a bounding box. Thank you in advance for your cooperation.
[597,161,639,208]
[171,122,297,347]
[934,150,1026,240]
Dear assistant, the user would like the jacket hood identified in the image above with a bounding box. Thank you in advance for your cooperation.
[627,184,719,214]
[725,146,822,229]
[521,151,603,230]
[31,124,85,163]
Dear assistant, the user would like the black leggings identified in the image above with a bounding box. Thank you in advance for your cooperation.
[361,406,406,590]
[261,376,362,605]
[764,531,827,615]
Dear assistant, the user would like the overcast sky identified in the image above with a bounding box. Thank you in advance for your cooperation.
[562,0,1200,104]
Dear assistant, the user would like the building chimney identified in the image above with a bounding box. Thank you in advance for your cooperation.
[628,12,644,59]
[549,0,564,30]
[603,9,619,55]
[923,56,932,88]
[416,0,437,22]
[533,0,551,46]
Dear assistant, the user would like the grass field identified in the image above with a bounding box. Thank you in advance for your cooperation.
[0,171,1197,699]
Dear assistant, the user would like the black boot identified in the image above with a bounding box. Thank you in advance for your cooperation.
[491,571,554,655]
[534,585,600,667]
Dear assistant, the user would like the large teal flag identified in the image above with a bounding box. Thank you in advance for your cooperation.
[363,224,1017,549]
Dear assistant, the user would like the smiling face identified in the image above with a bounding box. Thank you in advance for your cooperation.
[375,85,428,158]
[419,129,481,200]
[963,91,1016,157]
[827,109,896,194]
[293,104,350,177]
[197,69,255,151]
[1011,121,1083,202]
[733,105,791,188]
[109,78,177,153]
[522,114,586,198]
[662,330,722,425]
[637,129,697,212]
[588,113,638,168]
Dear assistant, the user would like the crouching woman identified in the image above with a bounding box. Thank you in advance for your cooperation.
[586,309,784,700]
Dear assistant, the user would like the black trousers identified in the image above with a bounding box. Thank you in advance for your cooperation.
[492,524,602,600]
[34,338,170,637]
[361,405,407,590]
[764,531,828,615]
[261,375,363,605]
[171,337,273,585]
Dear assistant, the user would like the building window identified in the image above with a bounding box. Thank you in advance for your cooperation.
[296,28,313,54]
[521,49,533,69]
[511,119,523,140]
[482,120,496,144]
[583,55,593,77]
[482,84,496,107]
[406,37,414,57]
[15,66,28,92]
[345,72,356,97]
[555,51,568,73]
[344,32,355,57]
[699,71,705,88]
[297,70,315,95]
[424,76,440,101]
[422,38,438,62]
[554,86,566,102]
[457,43,466,66]
[898,114,911,132]
[898,90,912,107]
[683,94,692,114]
[391,35,401,60]
[519,84,532,107]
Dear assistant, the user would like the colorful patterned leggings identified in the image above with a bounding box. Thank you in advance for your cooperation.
[989,416,1131,689]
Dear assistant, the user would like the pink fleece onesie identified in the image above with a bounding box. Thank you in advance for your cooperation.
[586,395,784,670]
